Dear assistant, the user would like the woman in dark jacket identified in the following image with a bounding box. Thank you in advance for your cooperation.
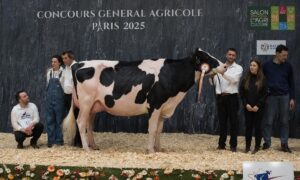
[240,58,267,154]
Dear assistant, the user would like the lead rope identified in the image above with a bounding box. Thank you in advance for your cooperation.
[216,74,223,94]
[197,63,209,102]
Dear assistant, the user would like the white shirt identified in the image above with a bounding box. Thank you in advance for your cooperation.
[213,62,243,94]
[11,103,40,131]
[62,61,76,94]
[46,67,64,86]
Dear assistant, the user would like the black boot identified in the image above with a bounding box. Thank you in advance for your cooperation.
[30,139,39,149]
[262,143,270,150]
[17,143,24,149]
[281,143,292,153]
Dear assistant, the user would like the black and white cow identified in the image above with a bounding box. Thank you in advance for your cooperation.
[63,48,225,153]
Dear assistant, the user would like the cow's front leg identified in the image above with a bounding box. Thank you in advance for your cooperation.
[87,113,99,150]
[154,117,164,152]
[147,110,160,153]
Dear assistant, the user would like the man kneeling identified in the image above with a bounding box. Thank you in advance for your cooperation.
[11,90,44,149]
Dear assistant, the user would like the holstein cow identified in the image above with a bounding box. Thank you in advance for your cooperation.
[63,48,225,153]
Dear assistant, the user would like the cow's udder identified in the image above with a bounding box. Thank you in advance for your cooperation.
[91,100,105,113]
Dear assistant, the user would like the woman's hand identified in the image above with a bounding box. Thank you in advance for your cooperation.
[252,106,259,112]
[246,104,253,112]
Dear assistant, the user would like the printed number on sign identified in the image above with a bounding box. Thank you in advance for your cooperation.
[123,22,145,30]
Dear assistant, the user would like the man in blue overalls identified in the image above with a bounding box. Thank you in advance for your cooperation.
[46,55,65,147]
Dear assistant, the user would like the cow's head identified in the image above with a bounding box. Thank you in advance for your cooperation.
[192,48,223,101]
[192,48,221,74]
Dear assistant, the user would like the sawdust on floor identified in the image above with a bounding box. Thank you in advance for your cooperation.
[0,132,300,171]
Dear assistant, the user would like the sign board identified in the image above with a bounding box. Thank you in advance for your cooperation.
[248,5,295,30]
[248,7,270,29]
[243,161,294,180]
[256,40,286,55]
[271,6,295,30]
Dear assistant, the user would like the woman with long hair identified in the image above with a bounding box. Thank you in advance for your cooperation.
[240,58,267,154]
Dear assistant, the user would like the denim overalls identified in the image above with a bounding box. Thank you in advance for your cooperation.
[46,69,65,145]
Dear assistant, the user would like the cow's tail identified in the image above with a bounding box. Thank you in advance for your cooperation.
[63,62,81,145]
[62,101,77,145]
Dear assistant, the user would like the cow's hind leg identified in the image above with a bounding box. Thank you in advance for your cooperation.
[87,113,99,150]
[147,110,161,153]
[77,105,93,150]
[154,117,164,152]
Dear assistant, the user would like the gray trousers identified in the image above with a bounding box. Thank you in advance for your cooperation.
[263,94,290,146]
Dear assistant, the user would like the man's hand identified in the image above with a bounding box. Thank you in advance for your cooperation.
[25,125,32,131]
[25,128,32,135]
[26,129,32,136]
[24,124,34,135]
[21,128,31,135]
[216,64,227,75]
[289,99,295,110]
[20,128,26,134]
[246,104,253,112]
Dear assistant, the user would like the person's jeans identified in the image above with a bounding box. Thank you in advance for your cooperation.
[46,100,65,145]
[263,94,290,146]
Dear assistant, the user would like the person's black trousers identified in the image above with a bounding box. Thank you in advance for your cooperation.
[64,93,81,147]
[217,94,239,148]
[14,122,44,145]
[244,109,263,149]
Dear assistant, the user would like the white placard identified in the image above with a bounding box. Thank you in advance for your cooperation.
[243,161,294,180]
[256,40,286,55]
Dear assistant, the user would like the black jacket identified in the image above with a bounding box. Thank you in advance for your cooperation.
[239,75,267,109]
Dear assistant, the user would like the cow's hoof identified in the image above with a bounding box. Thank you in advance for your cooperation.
[83,146,92,151]
[155,148,165,152]
[91,145,100,150]
[83,148,92,151]
[146,149,156,154]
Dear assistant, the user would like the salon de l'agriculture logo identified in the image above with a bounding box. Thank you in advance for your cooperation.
[248,5,295,30]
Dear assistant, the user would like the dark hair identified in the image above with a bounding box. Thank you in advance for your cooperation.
[276,44,288,53]
[243,58,265,91]
[51,55,63,64]
[226,48,237,54]
[15,89,27,102]
[61,50,75,60]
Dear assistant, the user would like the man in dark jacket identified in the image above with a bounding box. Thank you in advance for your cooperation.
[262,44,295,153]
